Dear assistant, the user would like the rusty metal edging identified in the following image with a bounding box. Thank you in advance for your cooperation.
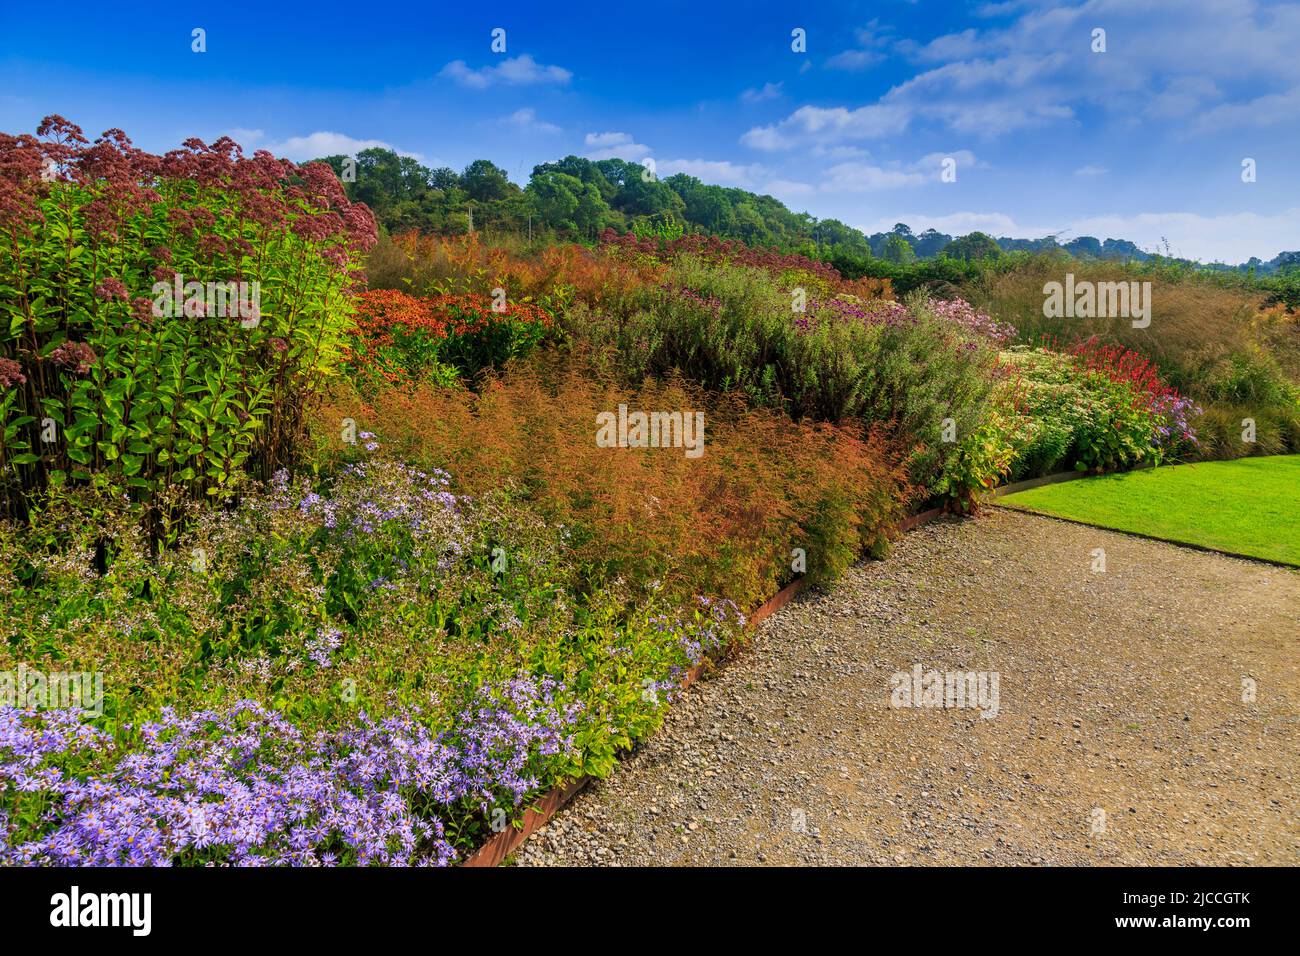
[461,506,946,867]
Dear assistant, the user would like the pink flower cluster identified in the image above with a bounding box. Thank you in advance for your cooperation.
[927,298,1018,345]
[47,341,97,375]
[0,115,377,257]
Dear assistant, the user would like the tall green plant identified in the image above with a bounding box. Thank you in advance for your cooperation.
[0,117,376,529]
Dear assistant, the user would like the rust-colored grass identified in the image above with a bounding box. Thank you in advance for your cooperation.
[976,259,1265,376]
[364,231,663,315]
[311,355,911,608]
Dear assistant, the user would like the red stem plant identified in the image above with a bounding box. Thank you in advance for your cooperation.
[0,117,376,531]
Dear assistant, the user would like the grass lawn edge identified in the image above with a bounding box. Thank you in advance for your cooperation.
[991,502,1300,569]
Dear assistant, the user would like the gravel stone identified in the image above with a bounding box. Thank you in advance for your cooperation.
[516,510,1300,866]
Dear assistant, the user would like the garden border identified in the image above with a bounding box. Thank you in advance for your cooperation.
[463,464,1251,865]
[461,505,947,867]
[990,503,1299,569]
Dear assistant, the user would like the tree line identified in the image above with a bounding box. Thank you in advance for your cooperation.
[315,148,1298,274]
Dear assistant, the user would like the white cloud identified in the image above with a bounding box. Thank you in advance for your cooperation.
[1074,164,1108,177]
[226,128,264,146]
[824,162,926,191]
[502,108,561,134]
[741,103,910,150]
[439,54,572,89]
[826,21,893,71]
[825,49,885,71]
[817,150,979,192]
[896,28,982,63]
[740,82,783,104]
[915,149,981,173]
[752,1,1300,149]
[263,131,422,161]
[1143,76,1221,121]
[583,131,651,161]
[1193,85,1300,133]
[763,179,815,201]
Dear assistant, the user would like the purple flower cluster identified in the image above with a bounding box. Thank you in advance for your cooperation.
[795,297,916,334]
[1149,392,1202,447]
[672,285,722,314]
[927,298,1018,345]
[1,678,579,867]
[304,627,342,668]
[266,458,462,547]
[452,677,580,807]
[0,357,25,389]
[647,595,746,680]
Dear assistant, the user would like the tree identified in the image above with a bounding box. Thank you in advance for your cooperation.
[882,233,917,264]
[526,172,611,235]
[533,156,615,201]
[942,231,1002,262]
[612,173,685,220]
[461,159,516,203]
[914,228,953,258]
[429,167,461,192]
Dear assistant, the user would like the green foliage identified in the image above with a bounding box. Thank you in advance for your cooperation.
[930,404,1019,510]
[0,453,744,811]
[881,234,917,264]
[0,131,372,530]
[997,348,1169,478]
[630,214,685,243]
[566,258,997,498]
[525,171,612,236]
[942,231,1003,262]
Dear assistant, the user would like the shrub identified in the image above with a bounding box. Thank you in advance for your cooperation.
[567,258,996,500]
[601,228,893,299]
[365,230,662,319]
[309,355,910,608]
[1068,338,1201,454]
[0,117,375,528]
[349,289,553,385]
[995,346,1199,480]
[0,438,751,862]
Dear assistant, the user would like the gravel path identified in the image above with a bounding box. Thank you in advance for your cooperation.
[517,508,1300,866]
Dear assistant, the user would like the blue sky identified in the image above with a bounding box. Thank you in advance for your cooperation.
[2,0,1297,263]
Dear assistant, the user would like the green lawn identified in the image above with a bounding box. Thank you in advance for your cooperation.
[997,456,1300,566]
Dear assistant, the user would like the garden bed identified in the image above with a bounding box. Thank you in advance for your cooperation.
[1,116,1294,867]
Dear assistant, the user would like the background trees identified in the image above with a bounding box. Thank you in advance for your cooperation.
[316,147,1299,275]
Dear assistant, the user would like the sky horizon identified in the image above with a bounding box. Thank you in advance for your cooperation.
[2,0,1297,264]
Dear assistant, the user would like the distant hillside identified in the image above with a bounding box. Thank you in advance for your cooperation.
[314,147,1299,274]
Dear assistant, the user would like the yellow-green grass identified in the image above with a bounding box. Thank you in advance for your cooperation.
[997,456,1300,566]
